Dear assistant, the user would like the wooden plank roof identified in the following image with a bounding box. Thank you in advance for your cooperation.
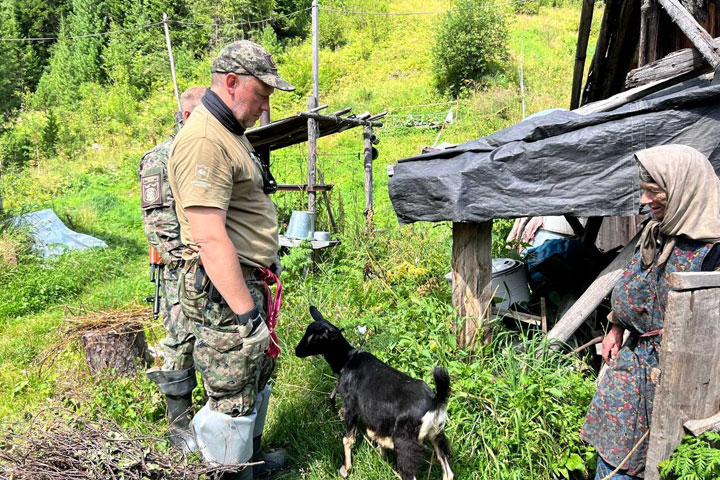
[246,107,384,152]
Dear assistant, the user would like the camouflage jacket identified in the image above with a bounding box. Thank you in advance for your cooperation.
[138,135,184,267]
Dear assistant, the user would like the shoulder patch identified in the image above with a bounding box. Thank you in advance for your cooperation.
[141,173,163,208]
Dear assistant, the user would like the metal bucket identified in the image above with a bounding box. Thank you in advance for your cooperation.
[286,210,315,239]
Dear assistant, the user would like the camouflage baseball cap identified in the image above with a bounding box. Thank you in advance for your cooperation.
[211,40,295,92]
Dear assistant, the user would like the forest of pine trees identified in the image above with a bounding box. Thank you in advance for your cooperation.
[0,0,312,119]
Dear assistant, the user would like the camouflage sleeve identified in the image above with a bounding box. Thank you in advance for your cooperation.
[139,142,184,266]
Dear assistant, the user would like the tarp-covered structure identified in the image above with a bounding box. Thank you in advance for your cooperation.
[388,77,720,225]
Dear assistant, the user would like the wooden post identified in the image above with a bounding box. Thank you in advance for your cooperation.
[162,13,182,116]
[307,97,319,213]
[308,0,320,215]
[639,0,650,66]
[657,0,720,67]
[570,0,596,109]
[645,272,720,479]
[363,126,374,230]
[646,0,660,63]
[638,0,660,65]
[312,0,319,101]
[452,221,493,349]
[582,0,642,104]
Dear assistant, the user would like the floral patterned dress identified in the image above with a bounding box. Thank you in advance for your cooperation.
[580,237,713,478]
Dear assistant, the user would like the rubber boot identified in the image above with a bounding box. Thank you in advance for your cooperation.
[252,435,289,479]
[251,386,289,479]
[147,368,198,453]
[166,392,198,453]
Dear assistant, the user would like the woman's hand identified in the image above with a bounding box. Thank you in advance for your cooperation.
[601,324,625,365]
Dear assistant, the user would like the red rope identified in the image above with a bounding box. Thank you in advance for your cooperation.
[257,268,283,358]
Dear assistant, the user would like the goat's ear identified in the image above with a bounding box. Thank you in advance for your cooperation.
[309,305,325,323]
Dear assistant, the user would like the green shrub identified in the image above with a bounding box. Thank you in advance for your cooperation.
[0,247,130,321]
[433,0,509,96]
[660,432,720,479]
[0,127,33,169]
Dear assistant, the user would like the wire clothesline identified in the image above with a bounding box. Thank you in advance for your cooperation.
[169,8,313,27]
[0,0,540,42]
[0,22,164,42]
[387,101,457,111]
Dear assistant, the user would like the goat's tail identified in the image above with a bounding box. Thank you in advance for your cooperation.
[431,366,451,411]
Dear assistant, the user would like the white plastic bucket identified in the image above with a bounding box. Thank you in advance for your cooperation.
[491,258,531,309]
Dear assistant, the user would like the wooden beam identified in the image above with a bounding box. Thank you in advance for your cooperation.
[299,111,383,128]
[546,231,640,344]
[452,221,493,348]
[493,307,542,327]
[276,184,333,192]
[625,38,717,88]
[645,277,720,479]
[656,0,720,66]
[684,411,720,437]
[570,0,596,109]
[317,169,338,234]
[564,215,585,237]
[668,271,720,291]
[577,67,703,114]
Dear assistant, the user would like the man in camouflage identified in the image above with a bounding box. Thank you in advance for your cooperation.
[139,86,205,453]
[168,41,293,480]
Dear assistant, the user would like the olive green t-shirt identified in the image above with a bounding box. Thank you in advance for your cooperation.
[168,104,278,268]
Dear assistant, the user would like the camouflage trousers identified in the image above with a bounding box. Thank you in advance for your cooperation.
[179,260,275,417]
[159,264,196,371]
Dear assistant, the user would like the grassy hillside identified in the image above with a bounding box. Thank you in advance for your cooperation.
[0,1,605,478]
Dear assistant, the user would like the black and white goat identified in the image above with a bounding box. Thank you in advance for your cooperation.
[295,306,454,480]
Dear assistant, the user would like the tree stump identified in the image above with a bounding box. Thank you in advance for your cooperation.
[81,324,152,377]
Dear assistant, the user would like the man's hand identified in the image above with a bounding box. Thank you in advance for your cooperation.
[186,206,255,314]
[601,324,625,365]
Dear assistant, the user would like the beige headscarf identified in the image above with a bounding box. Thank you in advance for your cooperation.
[635,144,720,269]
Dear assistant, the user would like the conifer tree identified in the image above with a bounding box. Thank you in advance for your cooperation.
[0,0,24,115]
[66,0,107,83]
[35,20,73,104]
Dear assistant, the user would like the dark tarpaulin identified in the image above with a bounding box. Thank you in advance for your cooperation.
[388,79,720,225]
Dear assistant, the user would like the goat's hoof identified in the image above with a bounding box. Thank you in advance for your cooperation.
[338,466,349,478]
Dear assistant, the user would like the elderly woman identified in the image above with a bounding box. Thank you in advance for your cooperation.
[580,145,720,480]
